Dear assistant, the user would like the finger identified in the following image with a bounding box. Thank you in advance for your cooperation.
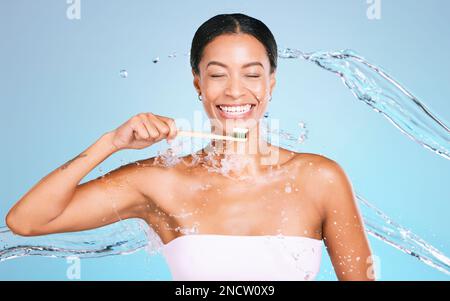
[139,117,160,140]
[131,122,151,140]
[158,116,178,140]
[133,131,140,141]
[146,114,170,140]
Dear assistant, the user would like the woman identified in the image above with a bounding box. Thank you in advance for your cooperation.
[5,13,374,281]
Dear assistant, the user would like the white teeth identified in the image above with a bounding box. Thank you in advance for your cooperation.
[219,104,252,114]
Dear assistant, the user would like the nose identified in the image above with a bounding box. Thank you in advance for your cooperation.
[224,76,246,100]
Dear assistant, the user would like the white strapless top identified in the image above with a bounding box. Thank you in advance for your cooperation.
[161,234,323,281]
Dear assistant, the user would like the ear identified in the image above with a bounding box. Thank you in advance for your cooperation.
[269,71,276,94]
[192,69,201,94]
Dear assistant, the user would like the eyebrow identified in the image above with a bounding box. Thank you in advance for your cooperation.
[206,61,264,69]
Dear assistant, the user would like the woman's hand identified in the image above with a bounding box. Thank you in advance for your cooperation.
[109,113,178,151]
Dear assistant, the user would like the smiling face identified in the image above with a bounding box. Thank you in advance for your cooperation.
[193,33,276,133]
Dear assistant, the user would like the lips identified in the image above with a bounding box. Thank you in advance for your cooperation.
[215,104,256,119]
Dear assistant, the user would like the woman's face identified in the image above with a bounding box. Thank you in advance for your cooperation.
[193,33,276,133]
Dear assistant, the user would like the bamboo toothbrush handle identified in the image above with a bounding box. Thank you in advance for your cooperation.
[177,130,243,142]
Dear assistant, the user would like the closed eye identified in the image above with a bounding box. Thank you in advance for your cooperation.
[211,74,260,78]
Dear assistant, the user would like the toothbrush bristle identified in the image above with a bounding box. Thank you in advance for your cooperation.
[232,128,249,141]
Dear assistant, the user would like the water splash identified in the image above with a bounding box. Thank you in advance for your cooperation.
[278,48,450,160]
[2,48,449,277]
[358,195,450,275]
[0,219,162,261]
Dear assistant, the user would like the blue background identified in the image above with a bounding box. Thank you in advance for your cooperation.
[0,0,449,280]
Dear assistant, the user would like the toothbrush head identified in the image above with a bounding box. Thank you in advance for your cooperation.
[231,128,249,142]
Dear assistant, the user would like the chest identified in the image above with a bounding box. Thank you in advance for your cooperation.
[146,170,324,239]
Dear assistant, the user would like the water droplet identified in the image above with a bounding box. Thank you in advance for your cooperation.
[200,183,212,191]
[400,229,410,239]
[284,183,292,193]
[264,112,269,118]
[119,69,128,78]
[152,57,160,63]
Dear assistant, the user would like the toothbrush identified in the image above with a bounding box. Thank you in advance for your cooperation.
[176,128,249,142]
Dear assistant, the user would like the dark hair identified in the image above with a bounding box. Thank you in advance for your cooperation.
[190,13,278,75]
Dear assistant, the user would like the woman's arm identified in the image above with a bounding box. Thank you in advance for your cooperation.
[5,112,178,236]
[5,132,149,236]
[319,159,375,281]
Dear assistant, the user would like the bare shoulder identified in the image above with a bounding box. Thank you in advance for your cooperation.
[291,152,354,206]
[307,154,353,191]
[292,152,347,178]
